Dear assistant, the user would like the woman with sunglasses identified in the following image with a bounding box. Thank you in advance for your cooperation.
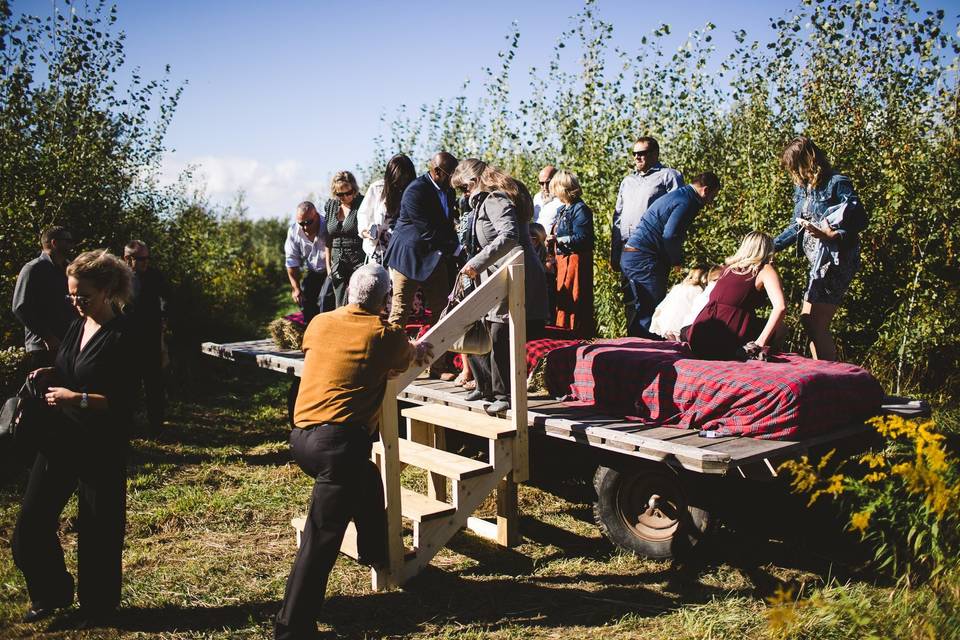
[12,249,135,627]
[323,171,365,308]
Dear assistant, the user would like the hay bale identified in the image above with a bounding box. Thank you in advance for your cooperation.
[269,318,305,350]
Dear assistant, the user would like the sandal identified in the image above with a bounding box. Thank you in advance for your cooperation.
[453,372,468,387]
[462,380,477,391]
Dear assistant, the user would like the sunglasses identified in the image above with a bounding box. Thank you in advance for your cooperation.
[335,190,355,198]
[539,181,551,186]
[298,217,317,227]
[65,294,92,307]
[632,149,653,157]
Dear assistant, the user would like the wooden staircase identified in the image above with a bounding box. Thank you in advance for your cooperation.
[291,249,528,589]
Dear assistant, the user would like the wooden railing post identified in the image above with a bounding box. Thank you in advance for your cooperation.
[372,378,403,590]
[507,262,529,483]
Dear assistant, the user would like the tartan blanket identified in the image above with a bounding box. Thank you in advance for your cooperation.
[541,338,883,440]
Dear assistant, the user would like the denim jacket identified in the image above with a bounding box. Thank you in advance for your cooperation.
[773,173,866,259]
[554,199,595,255]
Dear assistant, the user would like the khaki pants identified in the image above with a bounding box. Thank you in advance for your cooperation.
[388,264,450,327]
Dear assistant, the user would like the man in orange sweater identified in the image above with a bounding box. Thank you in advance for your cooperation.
[275,264,432,640]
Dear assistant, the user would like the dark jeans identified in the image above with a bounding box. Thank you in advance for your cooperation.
[620,251,667,339]
[12,408,126,613]
[275,424,386,640]
[468,320,544,402]
[301,271,334,325]
[329,248,365,309]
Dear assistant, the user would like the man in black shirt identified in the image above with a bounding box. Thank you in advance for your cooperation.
[124,240,170,435]
[11,226,76,368]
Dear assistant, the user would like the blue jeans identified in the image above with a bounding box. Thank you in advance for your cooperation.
[619,251,667,338]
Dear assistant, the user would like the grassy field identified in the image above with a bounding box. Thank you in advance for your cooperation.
[0,359,956,639]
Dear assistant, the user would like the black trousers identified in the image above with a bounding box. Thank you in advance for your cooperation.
[135,332,165,432]
[468,320,544,402]
[12,409,126,613]
[301,271,335,325]
[275,424,386,640]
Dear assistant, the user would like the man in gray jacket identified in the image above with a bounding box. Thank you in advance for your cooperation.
[11,226,76,368]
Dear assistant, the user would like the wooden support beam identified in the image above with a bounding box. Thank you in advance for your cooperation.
[496,474,520,547]
[507,262,529,483]
[372,379,403,590]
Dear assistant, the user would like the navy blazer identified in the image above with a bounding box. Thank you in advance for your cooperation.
[383,174,459,281]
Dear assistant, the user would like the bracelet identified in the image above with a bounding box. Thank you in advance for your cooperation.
[80,392,89,409]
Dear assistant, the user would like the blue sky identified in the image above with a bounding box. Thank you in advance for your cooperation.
[15,0,960,219]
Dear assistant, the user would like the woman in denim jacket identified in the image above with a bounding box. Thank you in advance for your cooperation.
[773,136,867,361]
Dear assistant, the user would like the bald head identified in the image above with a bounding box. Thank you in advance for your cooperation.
[538,165,557,197]
[429,151,459,188]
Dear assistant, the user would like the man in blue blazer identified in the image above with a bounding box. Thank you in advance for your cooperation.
[384,151,460,326]
[619,172,721,338]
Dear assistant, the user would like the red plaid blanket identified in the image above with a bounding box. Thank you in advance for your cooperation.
[541,338,883,440]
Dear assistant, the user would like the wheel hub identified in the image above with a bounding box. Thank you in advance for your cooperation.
[616,474,683,542]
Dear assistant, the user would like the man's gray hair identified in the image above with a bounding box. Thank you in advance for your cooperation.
[124,239,148,256]
[296,201,316,217]
[347,264,391,312]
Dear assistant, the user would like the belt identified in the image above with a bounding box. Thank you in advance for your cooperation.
[623,245,641,252]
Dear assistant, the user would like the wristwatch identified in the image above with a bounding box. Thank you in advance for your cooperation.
[80,392,89,409]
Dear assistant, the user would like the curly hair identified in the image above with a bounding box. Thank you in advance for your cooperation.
[66,249,134,311]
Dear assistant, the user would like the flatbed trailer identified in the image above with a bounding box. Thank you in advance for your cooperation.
[201,250,925,586]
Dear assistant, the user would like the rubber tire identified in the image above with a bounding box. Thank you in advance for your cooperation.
[593,464,711,560]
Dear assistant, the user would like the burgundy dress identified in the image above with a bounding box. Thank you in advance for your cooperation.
[688,269,765,360]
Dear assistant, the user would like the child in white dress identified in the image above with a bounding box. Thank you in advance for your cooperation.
[678,265,724,341]
[651,267,709,341]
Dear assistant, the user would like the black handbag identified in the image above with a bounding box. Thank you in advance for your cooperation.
[0,377,42,440]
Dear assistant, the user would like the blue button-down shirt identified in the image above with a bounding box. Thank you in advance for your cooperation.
[623,185,704,267]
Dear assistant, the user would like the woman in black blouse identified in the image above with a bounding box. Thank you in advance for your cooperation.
[324,171,365,308]
[13,249,135,626]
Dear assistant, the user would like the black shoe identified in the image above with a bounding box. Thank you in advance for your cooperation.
[464,389,491,402]
[22,600,72,623]
[485,399,511,415]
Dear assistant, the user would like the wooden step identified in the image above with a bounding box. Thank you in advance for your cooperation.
[291,517,418,561]
[291,517,359,559]
[400,487,454,522]
[373,439,492,480]
[402,404,516,440]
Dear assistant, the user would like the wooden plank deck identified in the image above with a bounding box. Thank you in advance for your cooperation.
[201,339,876,477]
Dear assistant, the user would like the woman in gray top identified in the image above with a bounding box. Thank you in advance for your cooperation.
[451,159,548,415]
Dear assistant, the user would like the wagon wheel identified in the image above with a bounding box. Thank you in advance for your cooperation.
[593,464,711,559]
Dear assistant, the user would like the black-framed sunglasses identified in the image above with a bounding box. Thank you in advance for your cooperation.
[65,294,92,307]
[539,180,551,186]
[298,217,317,227]
[632,149,653,157]
[335,189,356,198]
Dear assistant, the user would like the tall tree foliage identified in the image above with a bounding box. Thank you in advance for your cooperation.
[368,0,959,399]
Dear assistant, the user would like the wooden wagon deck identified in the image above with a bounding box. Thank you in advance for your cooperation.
[201,337,872,478]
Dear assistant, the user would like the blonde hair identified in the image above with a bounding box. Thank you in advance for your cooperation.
[66,249,134,310]
[707,265,724,282]
[549,169,582,204]
[330,170,359,197]
[781,136,833,189]
[724,232,775,275]
[450,159,534,222]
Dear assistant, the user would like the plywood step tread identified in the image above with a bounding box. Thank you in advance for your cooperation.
[373,439,492,480]
[402,404,516,440]
[400,487,455,522]
[291,517,416,560]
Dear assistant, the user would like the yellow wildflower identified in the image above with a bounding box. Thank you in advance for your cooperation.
[859,451,887,469]
[863,471,888,483]
[850,509,872,534]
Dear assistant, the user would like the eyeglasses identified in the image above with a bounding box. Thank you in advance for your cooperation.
[298,218,317,227]
[632,149,653,158]
[335,189,355,198]
[539,181,551,186]
[65,294,92,307]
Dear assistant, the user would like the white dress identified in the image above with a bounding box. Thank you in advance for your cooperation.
[357,179,386,261]
[650,282,704,339]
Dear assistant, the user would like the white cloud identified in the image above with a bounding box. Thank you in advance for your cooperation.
[159,154,332,220]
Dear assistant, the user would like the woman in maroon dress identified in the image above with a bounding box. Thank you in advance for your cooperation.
[688,232,787,360]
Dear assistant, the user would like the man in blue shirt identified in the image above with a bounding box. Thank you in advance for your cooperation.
[620,172,721,338]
